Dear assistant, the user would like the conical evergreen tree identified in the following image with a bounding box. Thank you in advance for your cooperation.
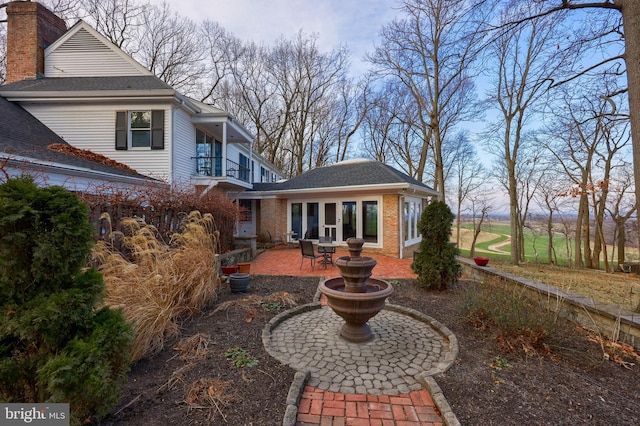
[411,201,461,290]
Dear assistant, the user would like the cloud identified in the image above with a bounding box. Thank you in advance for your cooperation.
[150,0,400,76]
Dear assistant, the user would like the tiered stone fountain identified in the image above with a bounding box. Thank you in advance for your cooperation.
[319,238,394,343]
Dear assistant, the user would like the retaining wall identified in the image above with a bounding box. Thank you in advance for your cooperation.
[459,257,640,352]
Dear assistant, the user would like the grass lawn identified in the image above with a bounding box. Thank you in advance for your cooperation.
[487,260,640,312]
[455,222,640,312]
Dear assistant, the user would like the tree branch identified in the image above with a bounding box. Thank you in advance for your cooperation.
[549,54,625,88]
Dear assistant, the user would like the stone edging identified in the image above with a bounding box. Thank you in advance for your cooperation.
[263,289,462,426]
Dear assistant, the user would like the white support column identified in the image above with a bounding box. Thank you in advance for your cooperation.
[222,122,228,177]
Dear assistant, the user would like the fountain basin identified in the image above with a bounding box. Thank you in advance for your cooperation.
[334,255,376,293]
[320,277,394,343]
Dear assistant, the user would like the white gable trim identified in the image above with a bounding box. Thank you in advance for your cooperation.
[45,20,152,77]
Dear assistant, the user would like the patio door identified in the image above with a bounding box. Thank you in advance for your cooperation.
[341,201,357,241]
[323,203,337,241]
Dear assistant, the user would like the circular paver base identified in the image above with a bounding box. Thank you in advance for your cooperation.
[263,304,458,395]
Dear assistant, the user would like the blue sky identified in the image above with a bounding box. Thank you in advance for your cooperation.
[147,0,401,76]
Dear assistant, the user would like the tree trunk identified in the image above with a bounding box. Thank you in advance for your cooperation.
[509,184,519,265]
[574,196,585,268]
[616,218,626,265]
[620,1,640,260]
[456,188,462,248]
[547,210,554,264]
[582,196,593,269]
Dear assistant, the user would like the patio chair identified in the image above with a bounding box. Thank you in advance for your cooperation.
[299,240,322,271]
[267,230,285,247]
[317,235,336,267]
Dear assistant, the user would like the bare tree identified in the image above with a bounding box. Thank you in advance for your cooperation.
[468,195,491,258]
[447,132,485,247]
[590,99,630,272]
[197,20,244,105]
[368,0,485,196]
[213,41,282,166]
[606,165,637,267]
[79,0,143,50]
[485,1,576,265]
[262,32,350,176]
[557,213,576,266]
[360,81,405,163]
[136,3,205,94]
[333,76,371,163]
[535,166,571,265]
[210,32,352,177]
[544,80,629,270]
[490,0,640,268]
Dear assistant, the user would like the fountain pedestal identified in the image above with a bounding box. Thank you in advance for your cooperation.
[319,238,394,343]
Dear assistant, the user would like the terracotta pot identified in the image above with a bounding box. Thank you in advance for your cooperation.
[473,256,490,266]
[237,262,251,274]
[229,273,250,293]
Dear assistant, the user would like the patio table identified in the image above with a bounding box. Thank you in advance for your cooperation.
[318,242,337,268]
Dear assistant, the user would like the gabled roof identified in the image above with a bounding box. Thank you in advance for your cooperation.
[45,20,152,77]
[0,75,174,95]
[0,96,153,182]
[250,159,439,196]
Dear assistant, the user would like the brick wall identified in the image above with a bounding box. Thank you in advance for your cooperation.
[382,194,400,257]
[257,198,287,242]
[6,1,67,83]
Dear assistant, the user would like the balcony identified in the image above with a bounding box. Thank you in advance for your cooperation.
[192,156,251,184]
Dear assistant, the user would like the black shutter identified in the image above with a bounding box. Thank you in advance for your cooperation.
[151,110,165,150]
[115,111,127,150]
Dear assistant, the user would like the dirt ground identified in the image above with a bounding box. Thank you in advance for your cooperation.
[99,275,640,426]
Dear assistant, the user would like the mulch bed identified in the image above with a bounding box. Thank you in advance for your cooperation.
[100,275,640,425]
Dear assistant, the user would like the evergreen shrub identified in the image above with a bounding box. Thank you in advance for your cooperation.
[412,200,461,290]
[0,177,132,424]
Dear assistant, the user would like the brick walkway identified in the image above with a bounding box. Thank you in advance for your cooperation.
[296,387,442,426]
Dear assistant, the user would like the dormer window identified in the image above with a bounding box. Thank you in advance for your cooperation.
[115,110,164,150]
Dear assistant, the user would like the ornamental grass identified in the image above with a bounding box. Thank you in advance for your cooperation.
[93,211,221,361]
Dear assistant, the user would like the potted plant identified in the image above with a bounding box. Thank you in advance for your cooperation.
[220,255,239,275]
[473,256,490,266]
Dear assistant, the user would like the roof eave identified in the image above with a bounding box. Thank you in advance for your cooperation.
[405,183,440,197]
[192,114,255,142]
[0,89,176,100]
[252,182,438,197]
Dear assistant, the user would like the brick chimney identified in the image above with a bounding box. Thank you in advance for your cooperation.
[5,1,67,83]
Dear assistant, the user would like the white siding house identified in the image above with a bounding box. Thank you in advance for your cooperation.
[0,14,283,197]
[1,1,439,258]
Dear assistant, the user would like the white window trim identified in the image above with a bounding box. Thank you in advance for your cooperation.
[129,110,152,149]
[403,196,422,247]
[287,196,383,248]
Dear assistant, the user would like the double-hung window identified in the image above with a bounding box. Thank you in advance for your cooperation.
[115,110,164,150]
[130,111,151,147]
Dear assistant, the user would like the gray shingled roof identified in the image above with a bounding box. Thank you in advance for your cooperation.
[0,76,174,93]
[250,160,437,193]
[0,96,152,180]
